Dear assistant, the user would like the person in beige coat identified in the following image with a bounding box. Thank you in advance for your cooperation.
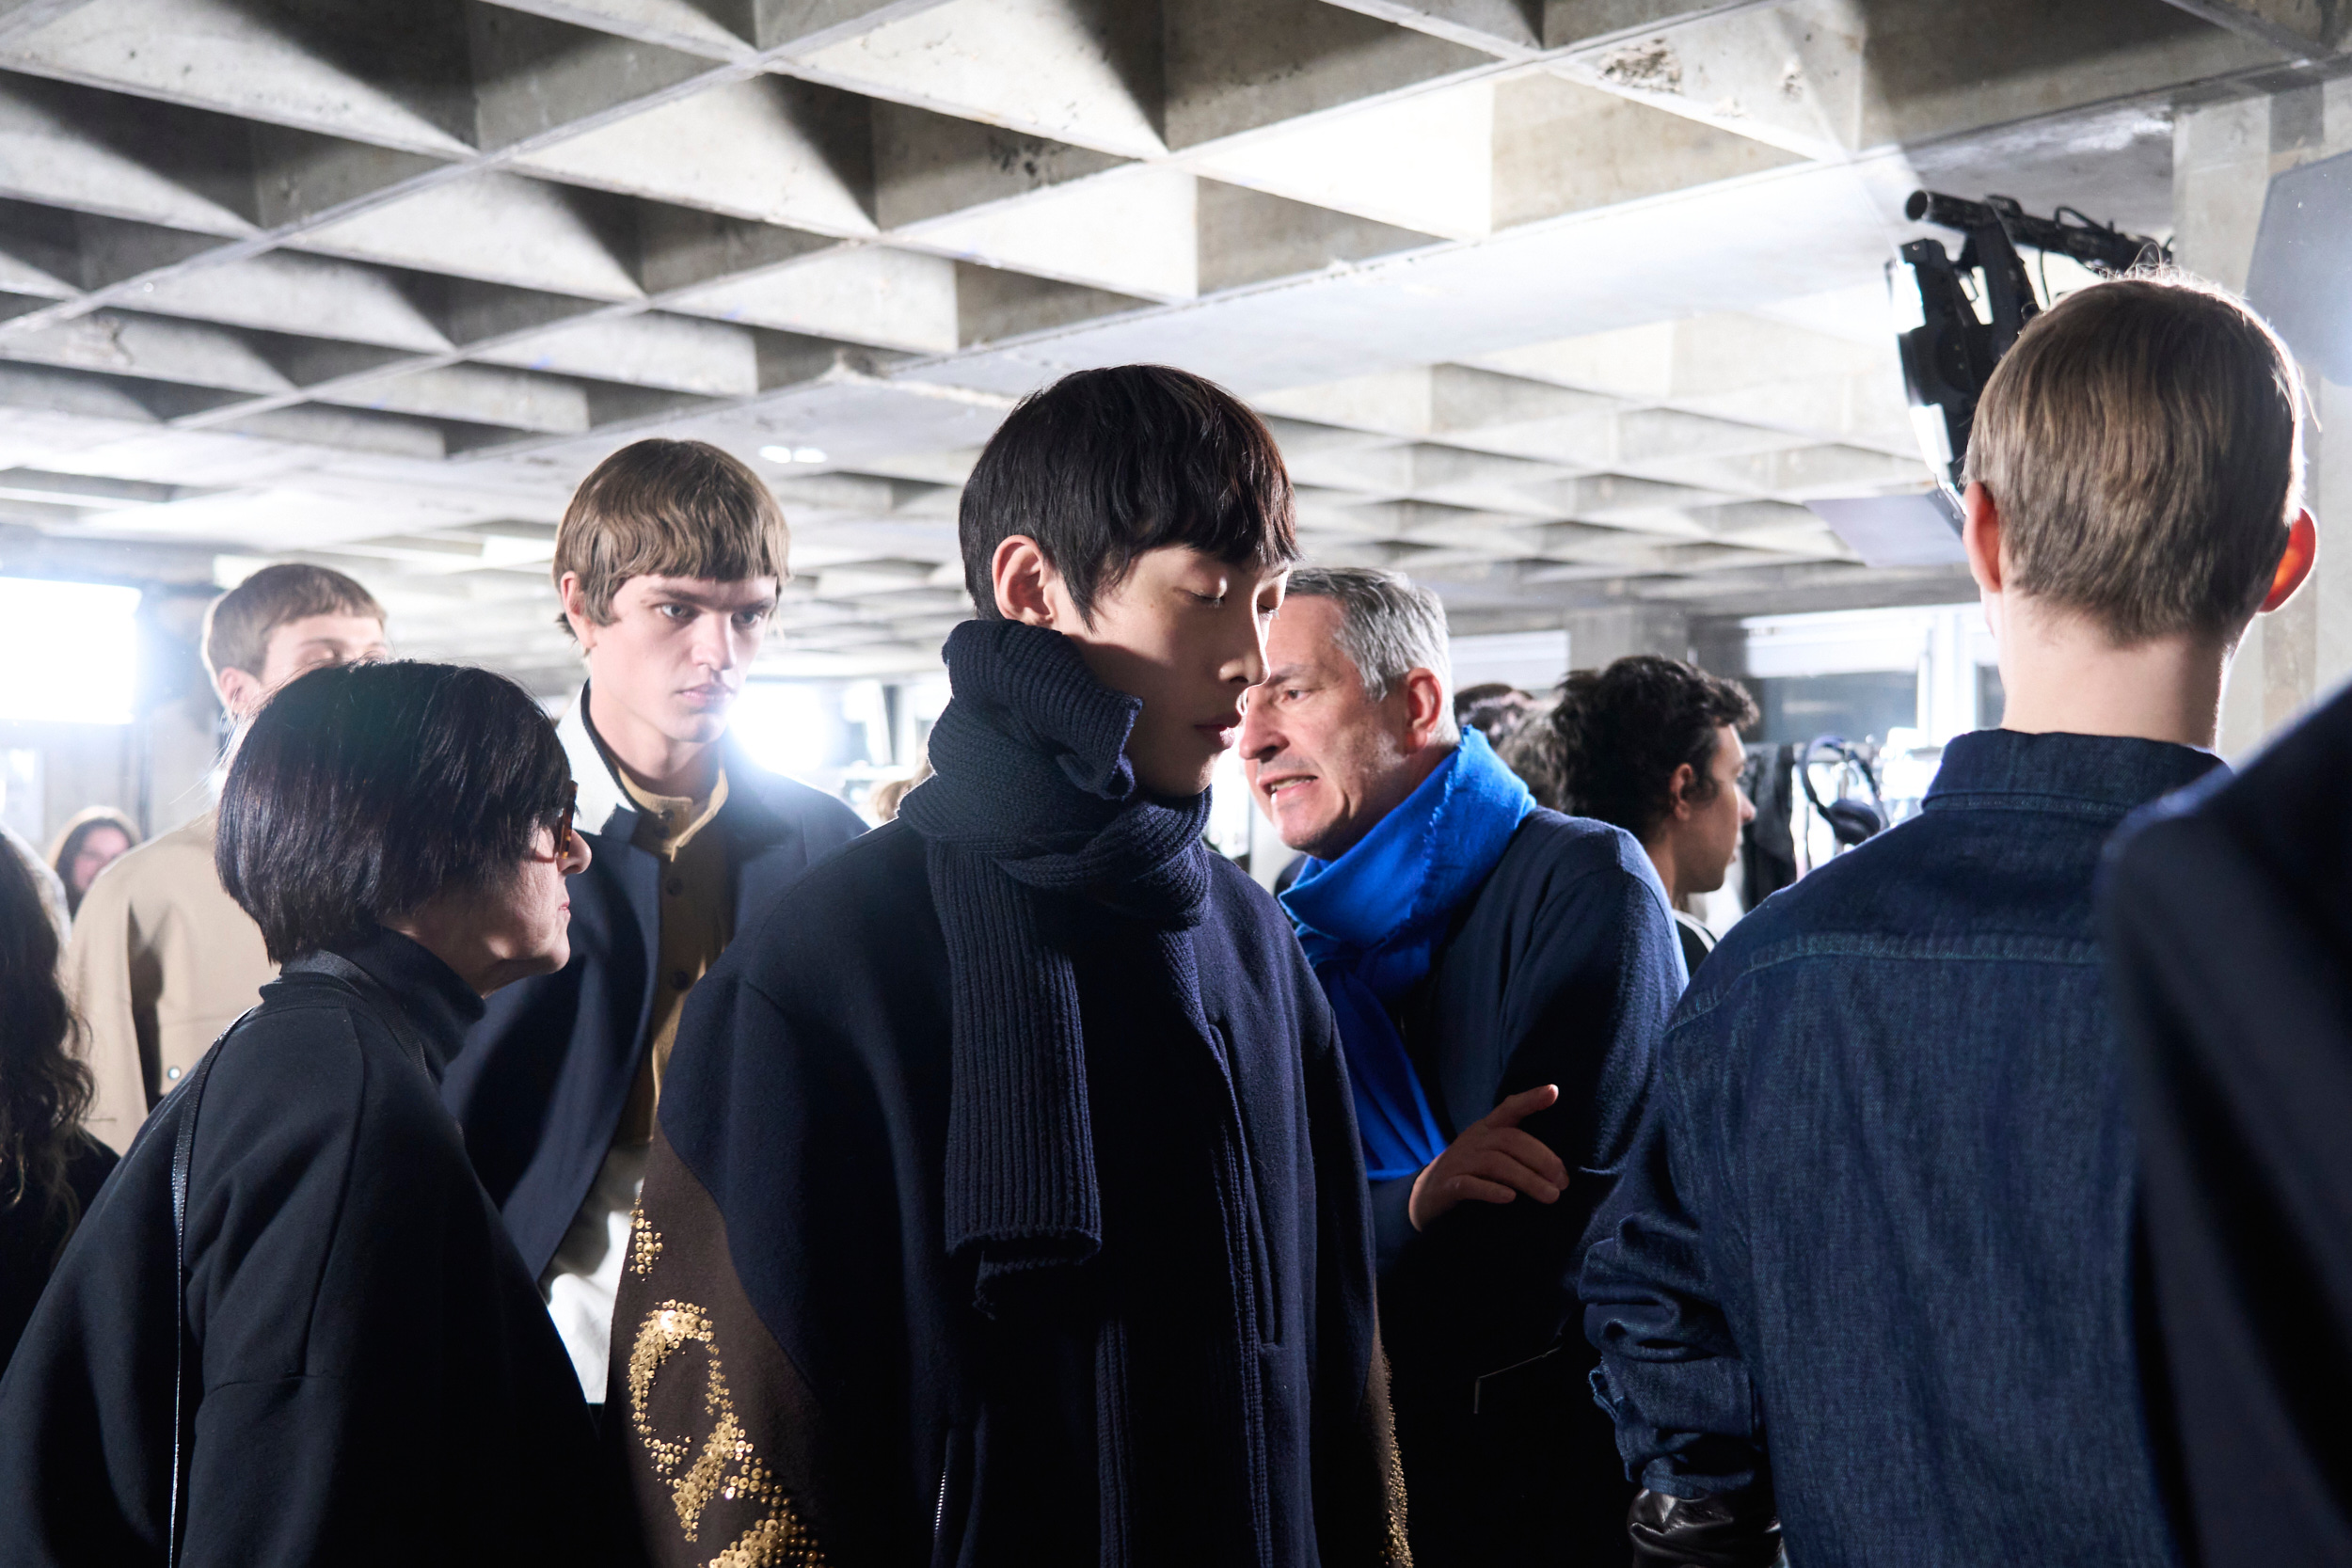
[68,563,389,1153]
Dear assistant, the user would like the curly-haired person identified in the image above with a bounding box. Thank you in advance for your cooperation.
[1545,654,1757,976]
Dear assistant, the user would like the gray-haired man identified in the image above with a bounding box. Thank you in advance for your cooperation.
[1239,566,1682,1567]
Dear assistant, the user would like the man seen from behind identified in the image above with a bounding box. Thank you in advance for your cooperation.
[1581,275,2319,1566]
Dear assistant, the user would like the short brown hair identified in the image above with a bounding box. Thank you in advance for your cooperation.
[1966,274,2305,643]
[202,563,384,683]
[553,439,789,632]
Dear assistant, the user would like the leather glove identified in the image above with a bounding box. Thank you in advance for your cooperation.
[1627,1484,1785,1568]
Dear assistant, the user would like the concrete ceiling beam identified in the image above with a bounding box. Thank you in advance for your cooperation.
[294,171,645,301]
[471,310,767,395]
[516,75,878,234]
[787,0,1164,158]
[1311,0,1543,58]
[0,75,259,236]
[671,244,961,350]
[912,166,1203,299]
[2156,0,2342,60]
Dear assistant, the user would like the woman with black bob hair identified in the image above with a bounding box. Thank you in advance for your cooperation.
[0,661,621,1567]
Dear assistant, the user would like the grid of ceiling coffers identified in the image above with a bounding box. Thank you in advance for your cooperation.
[0,0,2288,689]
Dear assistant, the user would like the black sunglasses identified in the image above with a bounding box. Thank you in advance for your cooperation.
[554,779,578,856]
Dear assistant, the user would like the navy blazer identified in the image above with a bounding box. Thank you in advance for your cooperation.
[440,693,866,1279]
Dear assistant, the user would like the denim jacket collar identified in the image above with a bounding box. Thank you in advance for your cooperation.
[1926,728,2223,819]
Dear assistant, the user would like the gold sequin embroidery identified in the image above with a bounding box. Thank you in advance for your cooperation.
[629,1207,663,1276]
[628,1300,828,1568]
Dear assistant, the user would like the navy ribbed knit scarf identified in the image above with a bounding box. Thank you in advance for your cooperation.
[898,618,1212,1307]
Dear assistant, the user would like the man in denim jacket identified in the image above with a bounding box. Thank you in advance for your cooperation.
[1581,275,2320,1567]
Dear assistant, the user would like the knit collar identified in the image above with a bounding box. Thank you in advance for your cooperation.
[289,927,485,1079]
[901,618,1211,925]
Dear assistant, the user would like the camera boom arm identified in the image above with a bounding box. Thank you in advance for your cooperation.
[1895,192,2169,498]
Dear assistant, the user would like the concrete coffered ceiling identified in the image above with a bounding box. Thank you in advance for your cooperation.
[0,0,2326,692]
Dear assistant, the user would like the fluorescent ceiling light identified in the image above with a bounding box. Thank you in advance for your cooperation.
[758,445,828,465]
[0,577,142,725]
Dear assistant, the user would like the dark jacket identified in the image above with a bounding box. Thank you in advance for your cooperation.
[1582,729,2211,1568]
[0,929,612,1567]
[441,695,866,1278]
[1373,810,1682,1567]
[0,1133,114,1376]
[2102,682,2352,1567]
[610,819,1405,1567]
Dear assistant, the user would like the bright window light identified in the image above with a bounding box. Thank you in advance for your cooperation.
[728,681,836,780]
[0,577,141,724]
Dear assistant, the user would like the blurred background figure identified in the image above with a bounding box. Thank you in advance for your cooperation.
[0,827,67,944]
[65,563,387,1154]
[0,832,116,1376]
[1545,655,1760,976]
[1453,681,1540,747]
[45,808,136,920]
[866,750,931,823]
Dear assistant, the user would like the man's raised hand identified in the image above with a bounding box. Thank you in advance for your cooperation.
[1406,1084,1567,1231]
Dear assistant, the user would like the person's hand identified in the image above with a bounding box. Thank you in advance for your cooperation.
[1406,1084,1567,1231]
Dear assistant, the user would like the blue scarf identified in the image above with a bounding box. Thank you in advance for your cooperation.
[1280,729,1535,1180]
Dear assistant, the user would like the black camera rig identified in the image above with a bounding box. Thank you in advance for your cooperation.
[1896,191,2170,499]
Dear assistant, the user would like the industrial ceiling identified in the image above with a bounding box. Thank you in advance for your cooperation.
[0,0,2314,692]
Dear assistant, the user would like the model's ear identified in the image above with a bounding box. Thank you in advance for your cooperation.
[991,535,1064,626]
[558,571,601,650]
[2261,508,2318,613]
[1666,761,1698,820]
[214,665,263,721]
[1962,482,2003,596]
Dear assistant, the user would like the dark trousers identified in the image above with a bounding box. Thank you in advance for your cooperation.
[1392,1347,1634,1568]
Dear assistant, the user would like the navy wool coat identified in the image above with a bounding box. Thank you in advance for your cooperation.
[441,701,865,1280]
[1371,810,1682,1567]
[607,819,1406,1567]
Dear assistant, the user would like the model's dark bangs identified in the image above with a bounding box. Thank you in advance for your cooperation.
[959,365,1299,620]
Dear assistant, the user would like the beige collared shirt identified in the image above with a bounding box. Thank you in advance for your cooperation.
[66,813,276,1155]
[612,766,732,1146]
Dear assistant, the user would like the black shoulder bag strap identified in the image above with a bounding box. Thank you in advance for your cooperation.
[163,956,434,1564]
[164,1006,250,1568]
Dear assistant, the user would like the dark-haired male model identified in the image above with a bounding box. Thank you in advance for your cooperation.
[440,438,864,1411]
[613,367,1405,1566]
[1239,566,1682,1567]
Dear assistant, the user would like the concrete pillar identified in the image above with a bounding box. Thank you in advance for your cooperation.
[1560,603,1692,673]
[2174,84,2352,757]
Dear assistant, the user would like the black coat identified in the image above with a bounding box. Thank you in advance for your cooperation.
[1374,811,1682,1568]
[0,1133,114,1376]
[609,819,1405,1567]
[442,734,865,1278]
[0,931,614,1567]
[2102,682,2352,1566]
